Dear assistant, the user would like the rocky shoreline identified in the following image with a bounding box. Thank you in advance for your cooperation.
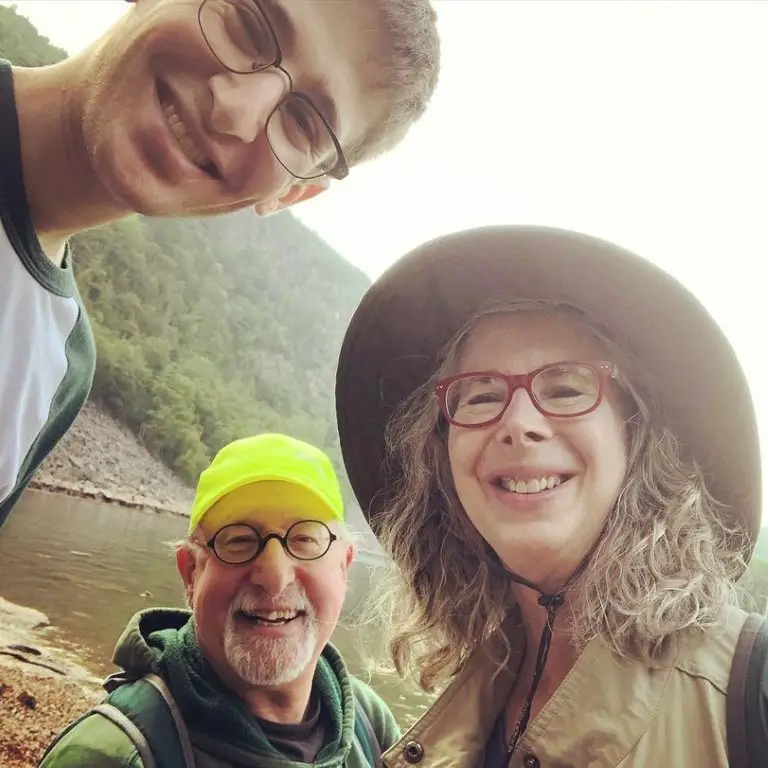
[0,662,101,767]
[0,599,102,767]
[26,476,189,518]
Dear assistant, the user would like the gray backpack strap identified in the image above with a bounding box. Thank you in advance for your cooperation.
[727,612,768,767]
[143,673,196,767]
[92,703,157,768]
[104,672,195,768]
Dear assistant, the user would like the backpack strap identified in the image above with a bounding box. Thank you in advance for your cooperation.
[353,700,382,768]
[91,702,157,768]
[727,612,768,767]
[103,673,195,768]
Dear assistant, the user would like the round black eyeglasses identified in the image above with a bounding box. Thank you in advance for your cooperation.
[206,519,337,564]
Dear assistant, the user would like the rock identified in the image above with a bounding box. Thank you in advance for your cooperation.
[17,691,36,709]
[7,645,41,656]
[0,661,101,767]
[0,598,50,635]
[0,648,67,676]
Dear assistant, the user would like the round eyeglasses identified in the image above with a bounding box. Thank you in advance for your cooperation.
[198,0,348,181]
[206,520,337,565]
[435,361,617,428]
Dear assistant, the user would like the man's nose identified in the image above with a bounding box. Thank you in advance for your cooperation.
[248,538,295,595]
[495,387,554,444]
[208,69,287,143]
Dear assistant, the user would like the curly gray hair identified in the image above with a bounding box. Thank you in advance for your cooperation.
[348,0,441,164]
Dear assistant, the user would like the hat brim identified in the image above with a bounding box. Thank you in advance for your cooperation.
[335,225,761,555]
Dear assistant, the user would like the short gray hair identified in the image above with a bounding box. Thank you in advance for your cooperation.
[348,0,440,164]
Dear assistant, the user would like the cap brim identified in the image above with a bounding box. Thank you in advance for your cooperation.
[335,225,761,554]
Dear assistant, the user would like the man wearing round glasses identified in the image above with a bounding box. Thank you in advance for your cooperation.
[40,433,398,767]
[0,0,440,527]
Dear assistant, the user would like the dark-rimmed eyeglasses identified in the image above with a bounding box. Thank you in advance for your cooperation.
[435,361,617,428]
[206,520,337,565]
[198,0,349,181]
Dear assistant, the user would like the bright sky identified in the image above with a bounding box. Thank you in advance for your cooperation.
[5,1,768,520]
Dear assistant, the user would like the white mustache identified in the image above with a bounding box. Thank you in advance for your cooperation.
[230,586,313,617]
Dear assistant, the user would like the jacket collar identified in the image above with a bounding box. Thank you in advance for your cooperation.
[383,611,684,768]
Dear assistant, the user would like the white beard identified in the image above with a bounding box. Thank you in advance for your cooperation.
[223,590,318,687]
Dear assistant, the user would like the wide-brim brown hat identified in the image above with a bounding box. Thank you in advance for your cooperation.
[335,225,762,557]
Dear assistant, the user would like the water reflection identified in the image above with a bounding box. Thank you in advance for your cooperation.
[0,491,432,727]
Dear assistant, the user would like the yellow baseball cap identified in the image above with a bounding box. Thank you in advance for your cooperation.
[189,434,344,534]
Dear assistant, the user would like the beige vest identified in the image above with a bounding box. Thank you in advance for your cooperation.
[383,606,748,768]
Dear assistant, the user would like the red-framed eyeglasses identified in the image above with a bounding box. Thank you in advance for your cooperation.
[435,361,617,428]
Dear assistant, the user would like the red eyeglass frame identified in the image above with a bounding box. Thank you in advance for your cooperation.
[434,360,617,428]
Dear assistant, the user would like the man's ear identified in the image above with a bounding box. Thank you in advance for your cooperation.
[176,544,199,606]
[342,541,355,577]
[253,179,330,216]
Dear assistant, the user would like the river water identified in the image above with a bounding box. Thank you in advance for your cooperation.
[0,490,432,727]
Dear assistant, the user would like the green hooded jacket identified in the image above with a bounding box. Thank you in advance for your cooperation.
[39,609,400,767]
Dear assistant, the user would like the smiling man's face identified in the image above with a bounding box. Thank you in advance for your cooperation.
[77,0,389,218]
[177,484,354,691]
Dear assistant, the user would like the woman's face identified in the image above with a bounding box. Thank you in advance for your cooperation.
[447,312,629,588]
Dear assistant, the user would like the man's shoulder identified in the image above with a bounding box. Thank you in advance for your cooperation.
[0,61,77,288]
[39,706,142,767]
[321,643,398,732]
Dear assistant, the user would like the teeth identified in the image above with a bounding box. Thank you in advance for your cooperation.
[245,608,300,622]
[264,610,298,621]
[499,475,562,494]
[161,101,211,168]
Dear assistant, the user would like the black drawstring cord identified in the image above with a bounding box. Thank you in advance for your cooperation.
[505,591,564,754]
[504,556,591,755]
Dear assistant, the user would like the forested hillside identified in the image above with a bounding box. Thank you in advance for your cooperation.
[1,5,370,494]
[0,4,66,66]
[78,212,369,486]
